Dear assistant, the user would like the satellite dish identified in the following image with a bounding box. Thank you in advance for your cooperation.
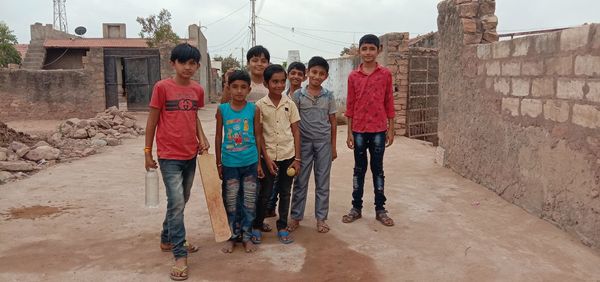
[74,26,87,36]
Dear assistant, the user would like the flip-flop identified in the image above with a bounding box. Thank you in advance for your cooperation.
[169,265,188,281]
[161,241,199,253]
[317,221,330,233]
[251,229,262,244]
[277,230,294,244]
[287,219,300,232]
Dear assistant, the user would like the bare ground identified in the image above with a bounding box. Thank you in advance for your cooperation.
[1,104,599,281]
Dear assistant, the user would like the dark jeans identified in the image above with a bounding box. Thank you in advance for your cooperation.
[254,157,294,231]
[158,157,196,259]
[222,163,258,242]
[351,131,387,212]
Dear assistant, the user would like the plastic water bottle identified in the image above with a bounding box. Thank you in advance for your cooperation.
[145,169,159,208]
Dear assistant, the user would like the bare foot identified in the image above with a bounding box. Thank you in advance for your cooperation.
[243,241,257,253]
[287,219,301,232]
[221,240,235,253]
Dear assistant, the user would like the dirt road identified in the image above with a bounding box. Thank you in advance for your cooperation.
[1,104,599,281]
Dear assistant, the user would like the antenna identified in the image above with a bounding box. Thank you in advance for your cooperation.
[250,0,256,46]
[53,0,68,32]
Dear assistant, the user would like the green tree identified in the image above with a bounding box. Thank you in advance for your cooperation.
[340,43,358,57]
[0,22,21,67]
[136,9,180,47]
[213,54,241,72]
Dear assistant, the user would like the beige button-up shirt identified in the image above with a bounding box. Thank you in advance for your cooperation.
[255,95,300,161]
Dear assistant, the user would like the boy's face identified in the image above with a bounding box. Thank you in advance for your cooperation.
[307,66,328,88]
[229,80,251,103]
[359,43,380,64]
[264,72,286,96]
[288,69,306,88]
[248,54,269,78]
[171,59,200,79]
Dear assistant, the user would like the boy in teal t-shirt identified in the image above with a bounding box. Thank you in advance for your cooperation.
[215,70,264,253]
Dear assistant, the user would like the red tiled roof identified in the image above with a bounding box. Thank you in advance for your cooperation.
[44,38,149,48]
[15,44,29,58]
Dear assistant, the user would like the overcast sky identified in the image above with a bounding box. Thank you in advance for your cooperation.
[2,0,599,64]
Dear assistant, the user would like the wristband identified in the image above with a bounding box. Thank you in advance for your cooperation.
[294,158,301,162]
[143,147,152,153]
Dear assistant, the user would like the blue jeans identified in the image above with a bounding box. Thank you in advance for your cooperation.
[158,157,196,259]
[222,163,258,242]
[352,132,387,212]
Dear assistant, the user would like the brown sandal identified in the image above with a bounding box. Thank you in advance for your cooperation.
[161,241,199,253]
[170,265,188,281]
[376,210,394,226]
[317,220,330,233]
[342,208,362,223]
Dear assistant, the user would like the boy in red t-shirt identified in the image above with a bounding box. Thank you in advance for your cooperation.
[343,34,395,227]
[144,43,209,281]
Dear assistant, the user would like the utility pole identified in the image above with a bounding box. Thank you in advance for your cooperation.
[241,47,245,68]
[53,0,68,32]
[250,0,256,46]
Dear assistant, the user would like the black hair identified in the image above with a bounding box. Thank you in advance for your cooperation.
[359,34,380,48]
[287,61,306,74]
[246,45,270,62]
[228,70,251,86]
[263,64,286,82]
[170,43,201,63]
[307,56,329,73]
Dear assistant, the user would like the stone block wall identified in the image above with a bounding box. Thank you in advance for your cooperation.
[379,32,410,135]
[438,0,600,248]
[0,48,105,121]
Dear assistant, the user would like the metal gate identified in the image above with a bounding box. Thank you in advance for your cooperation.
[407,49,439,144]
[104,48,161,111]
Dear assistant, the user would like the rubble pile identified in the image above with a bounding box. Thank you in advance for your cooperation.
[0,107,144,184]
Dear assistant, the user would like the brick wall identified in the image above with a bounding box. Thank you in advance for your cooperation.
[379,32,410,135]
[438,0,600,248]
[0,48,105,121]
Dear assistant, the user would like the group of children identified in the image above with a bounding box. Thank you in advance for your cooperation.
[145,34,396,280]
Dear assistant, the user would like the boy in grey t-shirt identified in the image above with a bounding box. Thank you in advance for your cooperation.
[289,56,337,234]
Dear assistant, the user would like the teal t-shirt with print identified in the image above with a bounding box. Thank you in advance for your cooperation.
[219,102,258,167]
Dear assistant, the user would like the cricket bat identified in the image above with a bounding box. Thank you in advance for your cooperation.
[197,154,231,242]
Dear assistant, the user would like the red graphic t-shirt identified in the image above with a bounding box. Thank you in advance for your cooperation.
[149,78,205,160]
[345,63,395,133]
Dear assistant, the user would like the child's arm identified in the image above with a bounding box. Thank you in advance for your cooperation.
[290,121,301,174]
[215,108,224,179]
[345,75,355,149]
[384,72,395,147]
[346,118,354,149]
[329,114,337,161]
[253,107,265,179]
[144,108,160,170]
[196,116,210,153]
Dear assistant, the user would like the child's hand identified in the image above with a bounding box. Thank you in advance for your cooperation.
[332,146,338,161]
[145,154,157,170]
[257,165,265,179]
[346,135,354,149]
[290,159,301,175]
[266,159,278,176]
[217,165,223,180]
[198,140,210,154]
[386,129,395,147]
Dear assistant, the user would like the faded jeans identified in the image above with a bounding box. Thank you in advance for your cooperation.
[158,157,196,259]
[351,131,387,212]
[222,163,258,242]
